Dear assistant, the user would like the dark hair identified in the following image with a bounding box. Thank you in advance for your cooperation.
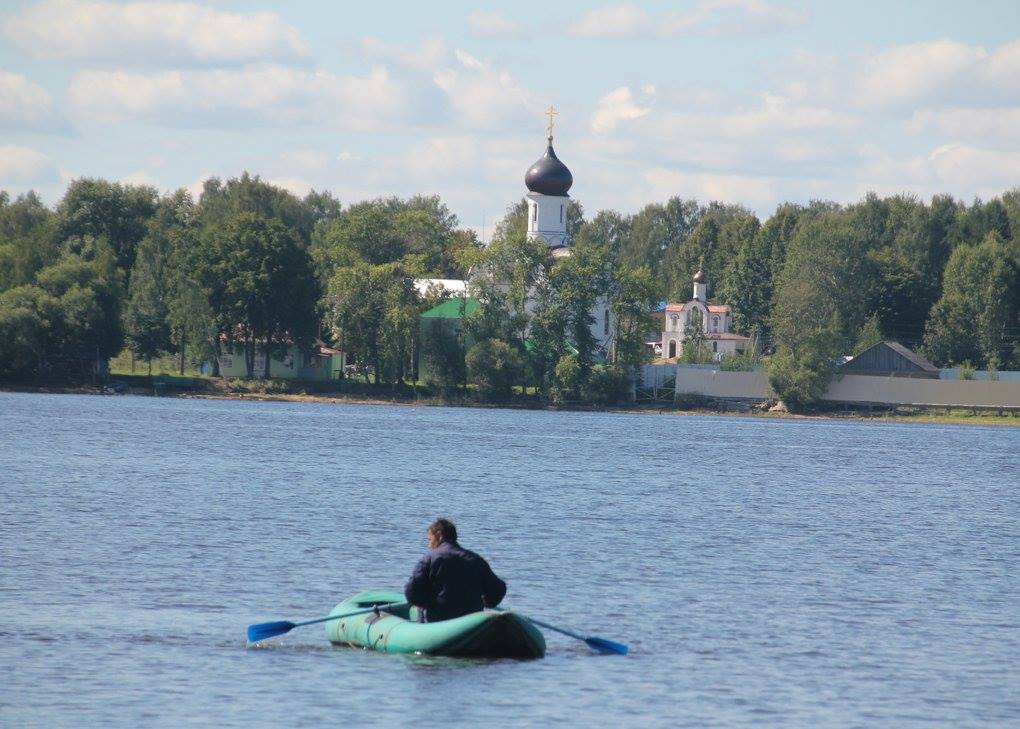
[428,518,457,544]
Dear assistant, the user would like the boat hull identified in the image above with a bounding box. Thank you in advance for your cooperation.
[325,591,545,658]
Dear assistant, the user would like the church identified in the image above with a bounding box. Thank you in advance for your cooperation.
[419,110,614,358]
[662,262,751,361]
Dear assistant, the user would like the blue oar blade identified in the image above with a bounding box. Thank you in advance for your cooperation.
[584,636,629,655]
[247,620,296,643]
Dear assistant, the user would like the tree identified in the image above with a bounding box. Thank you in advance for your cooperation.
[767,313,845,410]
[419,319,466,394]
[609,266,659,369]
[0,191,58,292]
[56,179,158,272]
[197,212,317,378]
[923,232,1020,367]
[854,313,884,355]
[0,285,61,379]
[466,338,523,402]
[720,203,800,338]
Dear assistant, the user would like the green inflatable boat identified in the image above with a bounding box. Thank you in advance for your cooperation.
[325,591,546,658]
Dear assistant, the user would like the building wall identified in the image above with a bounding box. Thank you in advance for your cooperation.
[215,344,342,380]
[657,368,1020,407]
[526,192,568,248]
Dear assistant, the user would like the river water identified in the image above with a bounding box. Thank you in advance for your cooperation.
[1,392,1018,727]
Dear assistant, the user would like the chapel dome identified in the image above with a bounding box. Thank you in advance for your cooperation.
[693,268,706,284]
[525,143,573,196]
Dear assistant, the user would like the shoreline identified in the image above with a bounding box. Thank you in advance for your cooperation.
[2,381,1017,427]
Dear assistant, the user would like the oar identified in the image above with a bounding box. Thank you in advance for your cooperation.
[498,609,629,655]
[247,601,408,643]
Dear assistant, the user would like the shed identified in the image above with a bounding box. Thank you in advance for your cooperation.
[841,341,939,379]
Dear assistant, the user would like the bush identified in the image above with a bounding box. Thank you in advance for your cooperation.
[958,360,975,380]
[466,339,523,402]
[583,364,631,404]
[766,346,835,411]
[551,353,581,403]
[720,351,757,371]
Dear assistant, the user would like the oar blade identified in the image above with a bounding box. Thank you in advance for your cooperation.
[247,620,296,643]
[584,636,629,655]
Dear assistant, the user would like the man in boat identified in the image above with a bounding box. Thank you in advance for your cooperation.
[405,518,507,622]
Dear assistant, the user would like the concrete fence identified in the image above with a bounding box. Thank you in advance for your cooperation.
[659,367,1020,409]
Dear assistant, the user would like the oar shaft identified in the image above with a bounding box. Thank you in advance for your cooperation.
[522,616,586,642]
[293,602,407,628]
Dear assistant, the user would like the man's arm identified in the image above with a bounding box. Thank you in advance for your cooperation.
[479,558,507,608]
[404,556,432,607]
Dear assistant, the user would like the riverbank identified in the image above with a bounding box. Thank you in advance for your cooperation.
[3,378,1018,427]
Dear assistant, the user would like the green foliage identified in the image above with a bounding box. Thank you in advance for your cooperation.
[57,178,158,271]
[197,212,317,378]
[854,313,884,355]
[419,319,466,393]
[958,361,975,380]
[466,338,523,402]
[923,232,1019,368]
[766,313,844,410]
[551,353,582,403]
[719,351,757,371]
[582,364,631,404]
[609,266,659,369]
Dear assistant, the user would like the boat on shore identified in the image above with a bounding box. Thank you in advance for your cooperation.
[325,590,545,658]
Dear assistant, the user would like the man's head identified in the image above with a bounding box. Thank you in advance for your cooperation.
[427,518,457,549]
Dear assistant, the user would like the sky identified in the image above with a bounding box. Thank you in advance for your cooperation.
[2,0,1019,236]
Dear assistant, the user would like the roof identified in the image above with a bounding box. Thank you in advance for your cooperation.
[707,333,750,341]
[844,341,938,373]
[665,301,730,312]
[525,143,573,196]
[420,297,480,319]
[883,341,937,370]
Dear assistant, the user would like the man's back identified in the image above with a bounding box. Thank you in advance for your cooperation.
[404,541,507,622]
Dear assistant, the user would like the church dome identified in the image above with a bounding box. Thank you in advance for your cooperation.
[693,268,706,283]
[525,143,572,196]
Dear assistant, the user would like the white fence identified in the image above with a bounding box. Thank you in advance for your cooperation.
[645,366,1020,408]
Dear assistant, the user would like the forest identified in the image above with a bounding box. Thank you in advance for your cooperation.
[1,173,1018,409]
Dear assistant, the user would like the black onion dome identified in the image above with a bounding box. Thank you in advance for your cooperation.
[525,143,573,196]
[693,269,706,283]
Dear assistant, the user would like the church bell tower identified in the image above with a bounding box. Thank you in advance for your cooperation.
[524,106,573,249]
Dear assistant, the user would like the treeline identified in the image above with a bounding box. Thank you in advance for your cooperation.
[1,174,1018,409]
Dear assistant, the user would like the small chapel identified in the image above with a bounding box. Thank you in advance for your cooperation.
[662,262,751,361]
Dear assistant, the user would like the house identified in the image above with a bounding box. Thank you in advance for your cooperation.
[841,341,939,378]
[662,264,751,360]
[208,339,345,380]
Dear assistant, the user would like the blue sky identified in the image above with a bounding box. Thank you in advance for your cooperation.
[2,0,1019,234]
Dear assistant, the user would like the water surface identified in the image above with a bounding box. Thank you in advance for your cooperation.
[1,392,1018,727]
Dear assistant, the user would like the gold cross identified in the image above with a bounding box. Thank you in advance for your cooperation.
[545,105,558,140]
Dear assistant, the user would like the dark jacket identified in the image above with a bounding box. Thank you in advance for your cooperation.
[404,541,507,622]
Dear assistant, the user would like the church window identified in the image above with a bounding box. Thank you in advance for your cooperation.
[560,204,564,223]
[531,203,537,223]
[712,342,718,352]
[712,315,719,332]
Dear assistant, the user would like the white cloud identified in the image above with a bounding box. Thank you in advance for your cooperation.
[433,50,537,128]
[468,10,527,39]
[3,0,307,66]
[644,166,778,208]
[908,107,1020,146]
[68,66,413,130]
[361,35,449,72]
[570,1,804,39]
[405,136,477,179]
[591,86,652,134]
[857,40,986,109]
[0,145,56,184]
[0,71,53,129]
